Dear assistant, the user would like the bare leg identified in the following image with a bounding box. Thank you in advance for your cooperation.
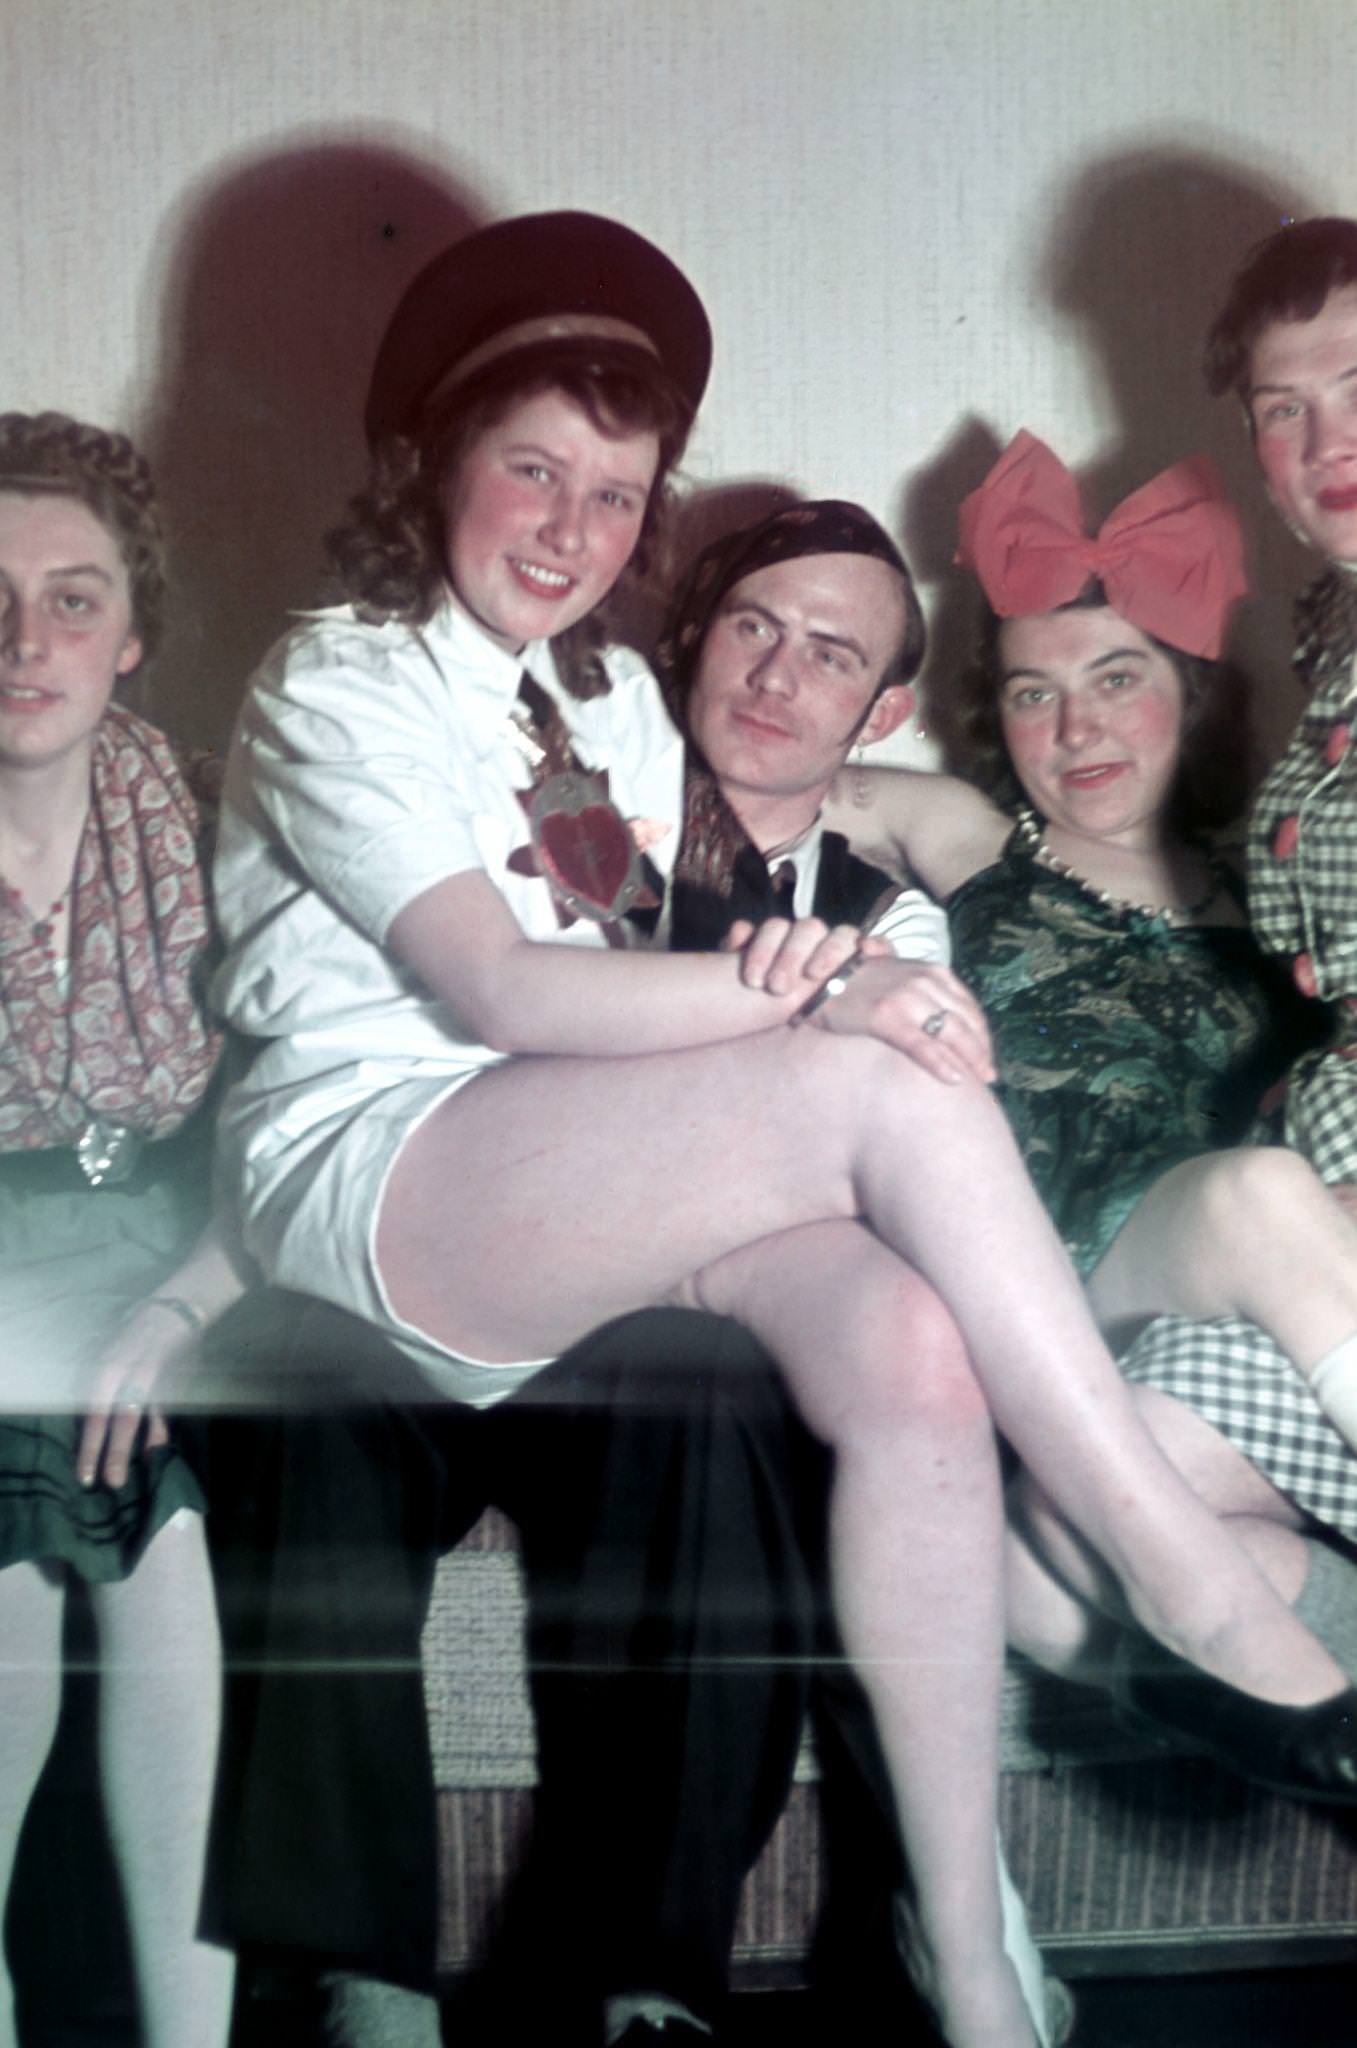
[93,1513,234,2048]
[1007,1387,1312,1682]
[1090,1148,1357,1369]
[1005,1502,1121,1687]
[378,1026,1347,1705]
[0,1562,64,2048]
[690,1223,1032,2048]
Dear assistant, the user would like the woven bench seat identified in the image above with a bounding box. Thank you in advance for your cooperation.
[423,1510,1357,1980]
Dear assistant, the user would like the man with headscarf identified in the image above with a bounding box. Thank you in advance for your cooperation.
[512,503,1057,2048]
[215,503,1057,2048]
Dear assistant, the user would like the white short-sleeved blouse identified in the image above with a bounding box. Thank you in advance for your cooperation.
[212,596,947,1403]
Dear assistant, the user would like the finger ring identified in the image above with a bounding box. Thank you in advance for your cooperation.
[921,1010,949,1038]
[118,1383,150,1412]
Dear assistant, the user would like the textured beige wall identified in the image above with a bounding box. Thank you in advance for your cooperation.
[3,0,1353,747]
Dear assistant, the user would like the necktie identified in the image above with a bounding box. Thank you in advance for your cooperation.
[670,847,797,950]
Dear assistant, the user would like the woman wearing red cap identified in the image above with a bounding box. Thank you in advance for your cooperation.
[212,215,1357,2048]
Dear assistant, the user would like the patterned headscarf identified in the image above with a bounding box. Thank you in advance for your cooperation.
[655,500,920,924]
[655,498,918,714]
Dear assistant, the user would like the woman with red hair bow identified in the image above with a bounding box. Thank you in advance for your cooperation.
[828,431,1357,1438]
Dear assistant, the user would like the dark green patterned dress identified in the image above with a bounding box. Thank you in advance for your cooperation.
[0,1109,211,1580]
[947,815,1326,1277]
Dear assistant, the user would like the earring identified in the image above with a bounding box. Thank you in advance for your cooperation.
[850,739,872,809]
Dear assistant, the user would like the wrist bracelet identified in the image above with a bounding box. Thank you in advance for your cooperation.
[792,948,865,1025]
[143,1293,208,1334]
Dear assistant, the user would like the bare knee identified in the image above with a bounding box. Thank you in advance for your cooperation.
[818,1274,993,1452]
[1195,1146,1328,1249]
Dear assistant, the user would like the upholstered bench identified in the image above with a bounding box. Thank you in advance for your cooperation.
[424,1509,1357,1985]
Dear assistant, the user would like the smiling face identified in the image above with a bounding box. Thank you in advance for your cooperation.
[1247,282,1357,564]
[438,386,661,653]
[686,552,913,845]
[997,605,1185,850]
[0,491,142,777]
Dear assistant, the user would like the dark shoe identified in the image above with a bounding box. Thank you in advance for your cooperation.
[1111,1632,1357,1804]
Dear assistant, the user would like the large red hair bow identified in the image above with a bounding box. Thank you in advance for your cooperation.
[955,430,1247,659]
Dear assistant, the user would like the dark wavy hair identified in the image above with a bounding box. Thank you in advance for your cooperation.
[327,348,692,698]
[944,582,1251,836]
[1205,216,1357,400]
[0,410,164,663]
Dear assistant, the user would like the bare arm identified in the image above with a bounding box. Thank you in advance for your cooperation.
[387,866,845,1056]
[725,865,994,1084]
[822,765,1010,901]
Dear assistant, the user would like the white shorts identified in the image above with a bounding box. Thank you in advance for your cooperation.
[222,1064,551,1409]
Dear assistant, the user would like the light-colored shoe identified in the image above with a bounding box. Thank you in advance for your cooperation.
[319,1971,443,2048]
[997,1837,1074,2046]
[1041,1975,1077,2048]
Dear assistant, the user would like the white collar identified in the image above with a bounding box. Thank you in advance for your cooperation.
[759,811,824,867]
[418,596,563,758]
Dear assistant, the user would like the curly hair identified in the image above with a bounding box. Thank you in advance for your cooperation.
[326,349,691,698]
[943,582,1252,837]
[0,411,164,663]
[1204,216,1357,400]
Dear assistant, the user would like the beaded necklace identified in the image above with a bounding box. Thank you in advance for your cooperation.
[1017,808,1225,928]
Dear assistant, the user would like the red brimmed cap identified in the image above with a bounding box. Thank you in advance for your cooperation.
[364,209,712,446]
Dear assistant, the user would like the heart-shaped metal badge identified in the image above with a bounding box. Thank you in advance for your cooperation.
[529,771,645,923]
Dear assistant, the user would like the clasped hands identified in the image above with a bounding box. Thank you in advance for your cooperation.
[723,915,995,1085]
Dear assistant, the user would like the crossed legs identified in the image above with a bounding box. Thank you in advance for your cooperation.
[1008,1386,1320,1689]
[378,1023,1347,1706]
[376,1025,1352,2046]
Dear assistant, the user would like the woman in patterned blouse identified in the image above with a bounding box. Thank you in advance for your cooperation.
[0,413,240,2046]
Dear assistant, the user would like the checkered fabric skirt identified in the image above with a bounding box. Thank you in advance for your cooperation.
[1121,1310,1357,1542]
[1282,1047,1357,1184]
[1120,602,1357,1543]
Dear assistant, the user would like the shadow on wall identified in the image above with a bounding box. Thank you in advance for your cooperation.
[136,133,485,748]
[895,413,1002,760]
[906,144,1319,772]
